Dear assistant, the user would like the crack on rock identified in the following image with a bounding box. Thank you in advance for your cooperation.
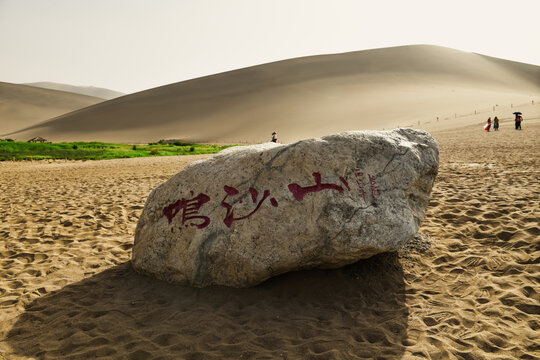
[193,231,220,286]
[328,202,374,245]
[234,141,302,191]
[381,148,411,175]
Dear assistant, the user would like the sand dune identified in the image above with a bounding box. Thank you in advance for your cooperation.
[0,82,105,137]
[0,118,539,359]
[24,82,125,100]
[4,45,538,144]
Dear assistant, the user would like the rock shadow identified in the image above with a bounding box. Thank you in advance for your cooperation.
[6,253,408,359]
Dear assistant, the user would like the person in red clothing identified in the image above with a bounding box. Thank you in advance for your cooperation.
[484,117,492,132]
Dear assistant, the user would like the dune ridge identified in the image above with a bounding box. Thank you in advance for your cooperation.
[4,45,538,144]
[24,82,125,100]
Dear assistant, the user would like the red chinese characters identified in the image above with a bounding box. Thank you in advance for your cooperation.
[221,186,278,227]
[163,192,211,230]
[368,174,380,198]
[353,170,380,202]
[162,169,381,232]
[354,169,367,203]
[288,172,350,201]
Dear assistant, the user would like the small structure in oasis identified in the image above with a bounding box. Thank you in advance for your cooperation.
[132,128,439,288]
[27,136,47,143]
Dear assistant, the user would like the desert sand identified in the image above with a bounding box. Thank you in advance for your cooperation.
[1,114,539,359]
[0,82,105,136]
[4,45,539,144]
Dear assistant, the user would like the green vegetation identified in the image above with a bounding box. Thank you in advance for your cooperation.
[0,140,234,161]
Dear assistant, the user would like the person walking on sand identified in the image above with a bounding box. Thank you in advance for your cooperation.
[484,117,491,132]
[493,116,499,131]
[271,132,278,143]
[513,112,523,130]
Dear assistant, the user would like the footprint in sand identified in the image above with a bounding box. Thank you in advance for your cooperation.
[9,253,48,264]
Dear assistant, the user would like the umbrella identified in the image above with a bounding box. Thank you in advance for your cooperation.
[513,112,522,115]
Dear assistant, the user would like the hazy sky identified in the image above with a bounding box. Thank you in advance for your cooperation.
[1,0,539,94]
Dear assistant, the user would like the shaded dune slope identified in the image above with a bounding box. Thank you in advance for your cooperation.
[0,82,105,136]
[5,45,539,143]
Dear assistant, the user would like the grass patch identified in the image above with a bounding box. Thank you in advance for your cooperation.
[0,140,234,161]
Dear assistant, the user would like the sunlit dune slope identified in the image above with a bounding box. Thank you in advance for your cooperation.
[4,45,539,144]
[0,82,105,136]
[24,82,125,100]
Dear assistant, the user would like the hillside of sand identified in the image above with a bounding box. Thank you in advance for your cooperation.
[24,82,125,100]
[4,45,539,144]
[0,82,105,137]
[0,117,538,359]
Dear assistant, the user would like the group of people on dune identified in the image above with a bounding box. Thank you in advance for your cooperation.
[484,112,523,132]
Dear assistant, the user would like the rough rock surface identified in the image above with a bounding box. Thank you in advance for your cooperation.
[132,129,439,287]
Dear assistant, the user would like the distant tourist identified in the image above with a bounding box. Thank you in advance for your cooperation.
[271,132,278,143]
[514,112,522,130]
[484,117,491,132]
[493,116,499,131]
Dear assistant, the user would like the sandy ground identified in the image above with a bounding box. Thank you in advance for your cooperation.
[0,120,539,359]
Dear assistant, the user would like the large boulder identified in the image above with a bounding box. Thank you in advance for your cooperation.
[132,129,439,287]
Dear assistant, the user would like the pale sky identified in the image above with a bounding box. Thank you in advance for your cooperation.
[1,0,539,94]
